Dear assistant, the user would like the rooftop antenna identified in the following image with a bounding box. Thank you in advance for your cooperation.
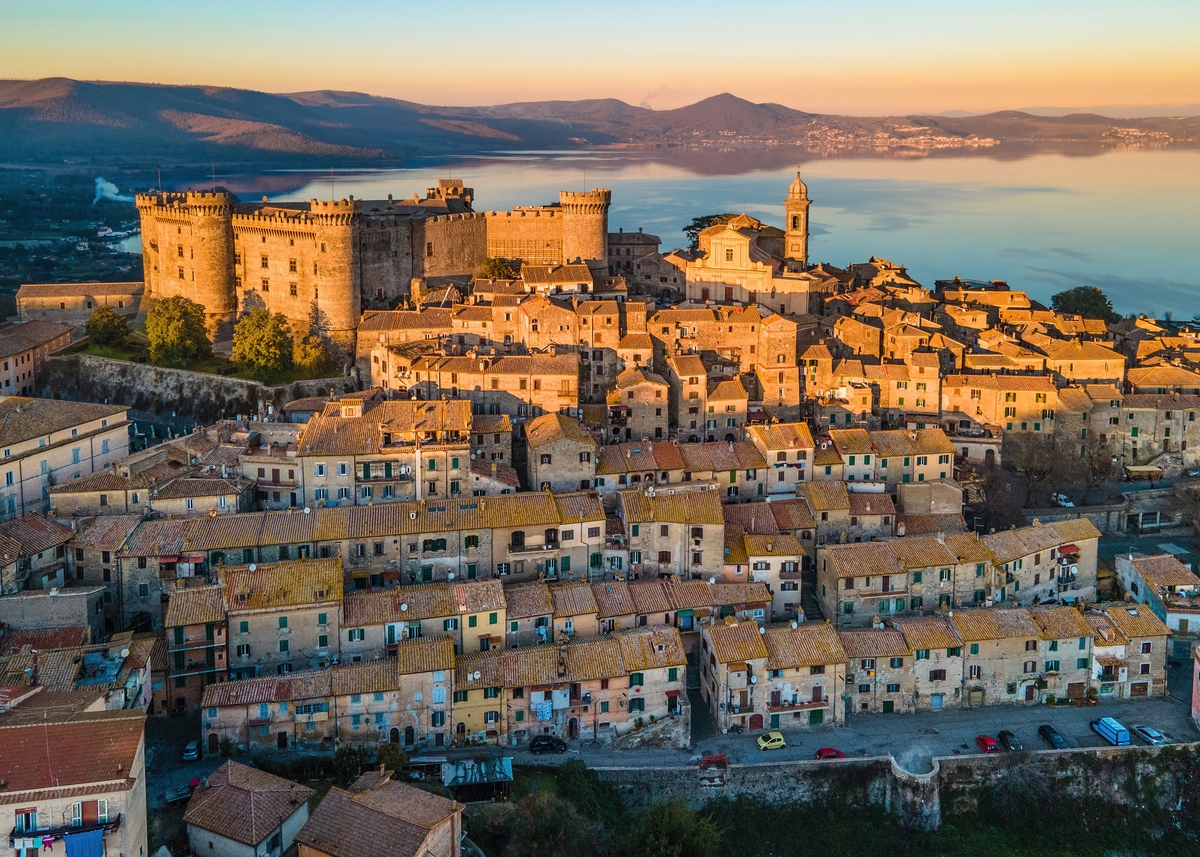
[157,168,162,191]
[331,167,335,201]
[211,162,216,193]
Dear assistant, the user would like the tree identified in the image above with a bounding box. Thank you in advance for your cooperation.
[478,257,515,279]
[1050,286,1119,323]
[623,801,720,857]
[293,333,335,377]
[145,295,212,368]
[555,760,621,825]
[1076,430,1118,501]
[683,214,736,251]
[375,742,407,777]
[86,305,128,348]
[232,309,294,381]
[333,743,370,786]
[504,792,604,857]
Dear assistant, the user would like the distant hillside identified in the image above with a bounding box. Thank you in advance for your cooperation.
[1,78,1198,165]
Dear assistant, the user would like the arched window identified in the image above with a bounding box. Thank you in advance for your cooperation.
[791,215,800,229]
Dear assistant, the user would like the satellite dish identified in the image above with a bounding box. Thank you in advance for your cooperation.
[791,621,798,629]
[248,563,256,572]
[749,675,758,684]
[447,572,455,580]
[758,626,766,635]
[400,603,408,612]
[120,648,130,659]
[473,670,481,680]
[708,577,716,584]
[303,507,311,515]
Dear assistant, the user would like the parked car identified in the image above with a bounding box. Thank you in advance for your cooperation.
[182,740,201,761]
[1050,493,1075,508]
[529,735,568,755]
[997,730,1023,752]
[756,731,786,751]
[814,748,845,760]
[1132,725,1169,745]
[1038,724,1068,749]
[1091,717,1131,746]
[975,735,1000,754]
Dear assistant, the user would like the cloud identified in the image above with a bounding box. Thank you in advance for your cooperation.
[93,177,133,205]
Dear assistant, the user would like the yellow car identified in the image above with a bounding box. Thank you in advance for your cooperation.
[756,731,786,751]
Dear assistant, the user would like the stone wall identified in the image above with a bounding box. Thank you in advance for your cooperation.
[40,353,347,432]
[1022,502,1127,534]
[586,742,1200,831]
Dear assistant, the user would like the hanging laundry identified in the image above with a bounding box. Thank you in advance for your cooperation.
[535,700,553,722]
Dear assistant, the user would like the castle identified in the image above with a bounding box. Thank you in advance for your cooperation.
[134,180,612,345]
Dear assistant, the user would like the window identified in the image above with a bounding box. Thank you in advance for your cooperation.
[915,649,930,660]
[279,616,288,629]
[929,669,947,681]
[348,628,365,642]
[1023,661,1036,674]
[443,618,458,631]
[278,640,290,652]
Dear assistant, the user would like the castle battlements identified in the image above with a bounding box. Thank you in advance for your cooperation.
[559,189,612,202]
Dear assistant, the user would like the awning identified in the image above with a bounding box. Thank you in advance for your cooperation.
[1058,544,1079,555]
[677,609,695,618]
[159,556,179,563]
[1097,656,1127,668]
[665,690,680,697]
[64,830,104,857]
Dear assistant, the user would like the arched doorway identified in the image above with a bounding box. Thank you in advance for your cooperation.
[389,727,400,744]
[568,718,578,739]
[724,433,735,442]
[456,722,466,740]
[404,726,415,746]
[748,713,764,730]
[207,733,219,756]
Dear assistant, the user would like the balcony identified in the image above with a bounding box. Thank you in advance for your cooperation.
[766,697,829,714]
[10,815,122,845]
[509,542,560,555]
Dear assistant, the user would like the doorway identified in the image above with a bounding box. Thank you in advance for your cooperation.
[748,713,764,730]
[208,733,219,755]
[404,726,415,746]
[930,693,944,710]
[568,718,578,739]
[390,727,400,744]
[277,732,288,750]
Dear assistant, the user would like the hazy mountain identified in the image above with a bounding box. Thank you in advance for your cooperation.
[0,78,1197,166]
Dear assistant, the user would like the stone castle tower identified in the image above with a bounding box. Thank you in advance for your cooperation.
[783,170,811,265]
[136,191,238,338]
[559,189,611,264]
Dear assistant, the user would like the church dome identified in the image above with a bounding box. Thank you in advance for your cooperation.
[787,170,808,199]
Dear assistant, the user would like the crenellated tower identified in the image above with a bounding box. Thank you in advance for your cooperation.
[307,198,362,349]
[559,189,611,264]
[783,170,811,265]
[135,191,237,338]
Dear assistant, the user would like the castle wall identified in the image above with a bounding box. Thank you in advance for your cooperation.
[484,209,564,266]
[560,190,610,263]
[416,214,488,278]
[359,216,416,310]
[231,212,323,339]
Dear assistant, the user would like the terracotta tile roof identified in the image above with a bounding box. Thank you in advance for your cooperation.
[184,760,313,846]
[1126,365,1200,388]
[812,443,842,467]
[742,534,804,558]
[0,514,73,555]
[1028,606,1093,640]
[165,585,226,628]
[49,470,142,494]
[390,636,456,677]
[119,518,193,558]
[894,617,964,651]
[722,503,781,535]
[0,626,90,654]
[0,710,145,792]
[549,582,598,617]
[615,625,686,671]
[71,516,140,552]
[525,413,597,450]
[0,646,83,690]
[1101,605,1169,640]
[895,514,967,536]
[297,781,460,857]
[615,368,667,390]
[705,621,768,664]
[500,645,560,687]
[185,512,266,552]
[563,636,625,680]
[829,428,873,455]
[848,492,894,517]
[744,422,815,452]
[677,441,766,473]
[837,629,911,659]
[1087,614,1130,647]
[768,498,816,531]
[943,374,1057,393]
[628,581,673,615]
[764,623,847,669]
[1129,554,1200,588]
[222,558,343,612]
[889,536,957,570]
[470,459,520,486]
[454,580,505,614]
[950,607,1040,642]
[502,583,553,620]
[707,379,747,401]
[471,414,512,434]
[1122,393,1200,410]
[597,441,685,476]
[18,282,141,298]
[455,648,504,688]
[0,397,126,447]
[296,400,473,457]
[619,488,725,525]
[942,532,996,564]
[590,581,636,617]
[665,354,706,378]
[800,481,850,512]
[983,520,1098,565]
[822,542,902,579]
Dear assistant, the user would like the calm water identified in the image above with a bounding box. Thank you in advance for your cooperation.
[164,147,1200,317]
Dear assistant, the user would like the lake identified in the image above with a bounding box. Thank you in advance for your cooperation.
[166,146,1200,317]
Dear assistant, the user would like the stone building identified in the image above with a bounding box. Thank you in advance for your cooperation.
[839,629,915,714]
[699,618,769,732]
[184,761,313,857]
[744,422,815,495]
[893,616,965,711]
[951,607,1046,706]
[0,321,74,393]
[760,622,847,730]
[135,182,611,345]
[164,583,227,715]
[982,518,1101,606]
[618,488,725,580]
[16,283,143,335]
[1090,604,1170,698]
[524,412,598,492]
[608,368,670,443]
[1027,606,1095,702]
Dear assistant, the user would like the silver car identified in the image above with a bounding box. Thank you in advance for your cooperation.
[182,740,202,761]
[1131,725,1168,745]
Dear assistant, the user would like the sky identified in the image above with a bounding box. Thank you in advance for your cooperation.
[2,0,1199,115]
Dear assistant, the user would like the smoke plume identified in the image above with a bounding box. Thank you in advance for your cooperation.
[93,177,134,205]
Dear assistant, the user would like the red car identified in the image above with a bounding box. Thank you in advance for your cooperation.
[814,748,846,760]
[975,735,1000,753]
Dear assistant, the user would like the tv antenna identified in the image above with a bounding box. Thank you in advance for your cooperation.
[331,166,335,200]
[211,162,216,192]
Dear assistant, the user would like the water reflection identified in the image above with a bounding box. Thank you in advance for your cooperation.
[173,147,1199,316]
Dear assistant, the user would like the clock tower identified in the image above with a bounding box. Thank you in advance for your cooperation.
[783,169,811,265]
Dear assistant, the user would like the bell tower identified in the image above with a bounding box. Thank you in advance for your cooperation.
[783,169,811,265]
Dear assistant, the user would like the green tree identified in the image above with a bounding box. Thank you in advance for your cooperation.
[555,760,621,825]
[375,742,407,777]
[683,214,736,251]
[293,333,335,377]
[232,308,294,381]
[86,305,128,348]
[624,801,720,857]
[333,743,370,786]
[478,257,515,279]
[145,295,212,368]
[1050,286,1119,323]
[504,792,603,857]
